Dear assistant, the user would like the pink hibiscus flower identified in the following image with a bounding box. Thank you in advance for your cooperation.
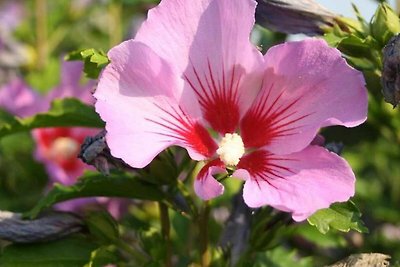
[94,0,368,221]
[11,60,99,184]
[0,61,128,219]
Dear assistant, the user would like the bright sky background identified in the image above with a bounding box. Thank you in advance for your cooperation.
[316,0,397,21]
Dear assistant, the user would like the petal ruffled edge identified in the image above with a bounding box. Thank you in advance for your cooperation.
[240,39,367,154]
[136,0,264,134]
[95,40,217,168]
[194,159,226,200]
[234,146,355,221]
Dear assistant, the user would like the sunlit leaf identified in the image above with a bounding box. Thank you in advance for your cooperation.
[307,201,369,234]
[0,98,104,138]
[66,48,109,79]
[84,246,119,267]
[370,3,400,45]
[25,171,165,219]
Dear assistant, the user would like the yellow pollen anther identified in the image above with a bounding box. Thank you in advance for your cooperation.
[216,133,245,166]
[50,137,79,160]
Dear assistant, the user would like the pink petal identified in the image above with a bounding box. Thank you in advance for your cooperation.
[96,197,130,219]
[0,78,48,117]
[60,60,84,86]
[240,39,367,154]
[0,1,24,32]
[47,60,95,105]
[194,159,226,200]
[135,0,264,133]
[235,146,355,221]
[95,41,217,168]
[55,197,129,219]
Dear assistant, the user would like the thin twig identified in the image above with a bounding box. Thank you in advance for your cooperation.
[199,201,211,267]
[0,210,82,243]
[159,202,172,267]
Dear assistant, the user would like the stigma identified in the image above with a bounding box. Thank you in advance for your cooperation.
[216,133,245,166]
[50,137,80,160]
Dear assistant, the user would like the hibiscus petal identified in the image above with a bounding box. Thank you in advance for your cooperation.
[0,78,48,117]
[135,0,264,134]
[234,146,355,221]
[48,60,95,105]
[95,41,217,168]
[60,60,84,87]
[240,39,367,154]
[194,159,226,200]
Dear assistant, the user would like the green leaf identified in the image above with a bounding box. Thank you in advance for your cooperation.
[337,35,378,57]
[371,3,400,45]
[85,212,120,245]
[324,31,346,47]
[65,48,110,79]
[237,247,313,267]
[295,223,347,248]
[84,246,119,267]
[25,171,166,219]
[259,247,312,267]
[138,149,180,185]
[139,228,165,264]
[0,236,97,267]
[0,98,104,138]
[307,201,369,234]
[249,209,292,251]
[344,55,376,70]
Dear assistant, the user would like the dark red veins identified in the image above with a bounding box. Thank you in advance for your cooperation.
[237,150,295,187]
[147,104,217,158]
[240,84,313,149]
[184,59,241,134]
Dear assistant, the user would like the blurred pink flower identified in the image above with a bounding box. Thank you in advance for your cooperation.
[0,1,24,33]
[95,0,368,221]
[0,60,129,219]
[32,127,97,185]
[0,78,47,116]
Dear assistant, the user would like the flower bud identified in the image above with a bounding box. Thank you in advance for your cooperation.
[381,34,400,108]
[255,0,336,35]
[371,3,400,45]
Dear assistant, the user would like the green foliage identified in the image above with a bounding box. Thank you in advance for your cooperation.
[0,133,48,212]
[85,212,120,245]
[237,247,313,267]
[295,223,347,248]
[25,58,61,93]
[139,228,166,266]
[249,209,292,251]
[138,149,181,185]
[25,171,166,219]
[0,98,104,138]
[0,236,98,267]
[308,201,369,234]
[66,48,109,79]
[370,3,400,45]
[84,246,119,267]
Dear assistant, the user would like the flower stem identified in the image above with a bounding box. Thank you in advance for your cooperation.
[108,1,122,47]
[177,179,198,218]
[199,201,211,267]
[159,202,172,267]
[35,0,48,70]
